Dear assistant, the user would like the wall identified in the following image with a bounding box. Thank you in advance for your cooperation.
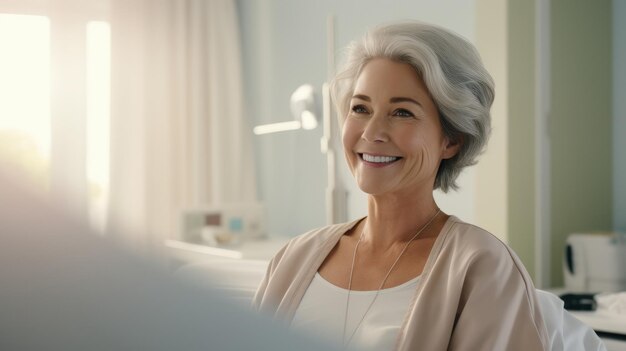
[503,0,618,287]
[550,0,613,286]
[507,0,537,280]
[615,0,626,233]
[472,0,509,244]
[237,0,478,236]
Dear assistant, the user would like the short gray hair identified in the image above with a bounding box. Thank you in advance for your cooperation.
[331,21,494,192]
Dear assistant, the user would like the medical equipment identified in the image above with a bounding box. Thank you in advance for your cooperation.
[253,84,319,135]
[564,232,626,293]
[180,203,266,246]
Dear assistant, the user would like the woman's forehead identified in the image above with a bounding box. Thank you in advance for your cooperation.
[352,58,429,100]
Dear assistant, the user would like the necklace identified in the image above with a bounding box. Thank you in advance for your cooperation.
[342,208,441,349]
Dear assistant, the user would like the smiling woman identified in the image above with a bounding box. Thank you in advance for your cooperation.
[251,21,567,351]
[332,24,494,195]
[342,58,459,197]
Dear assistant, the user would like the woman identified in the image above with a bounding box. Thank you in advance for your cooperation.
[253,21,550,350]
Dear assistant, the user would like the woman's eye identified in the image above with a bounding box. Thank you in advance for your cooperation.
[351,105,369,114]
[393,109,415,118]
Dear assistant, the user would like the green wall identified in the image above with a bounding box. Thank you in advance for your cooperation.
[550,0,613,287]
[507,0,537,279]
[507,0,613,287]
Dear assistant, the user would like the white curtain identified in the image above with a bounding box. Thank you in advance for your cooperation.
[107,0,257,254]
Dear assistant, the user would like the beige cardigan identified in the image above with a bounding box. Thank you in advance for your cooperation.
[253,216,550,350]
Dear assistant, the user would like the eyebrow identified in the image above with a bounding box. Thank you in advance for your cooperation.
[352,94,422,107]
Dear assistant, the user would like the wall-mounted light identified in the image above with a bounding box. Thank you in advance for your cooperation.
[253,84,318,135]
[252,17,346,226]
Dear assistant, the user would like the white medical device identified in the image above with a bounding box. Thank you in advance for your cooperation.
[564,232,626,293]
[180,203,266,246]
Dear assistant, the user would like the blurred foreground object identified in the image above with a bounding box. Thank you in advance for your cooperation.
[0,168,334,351]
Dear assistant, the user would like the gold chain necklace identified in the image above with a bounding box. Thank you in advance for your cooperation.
[342,209,441,349]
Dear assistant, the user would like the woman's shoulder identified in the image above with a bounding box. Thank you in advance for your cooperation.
[442,216,522,265]
[437,216,536,293]
[271,218,363,264]
[446,216,508,248]
[291,219,357,245]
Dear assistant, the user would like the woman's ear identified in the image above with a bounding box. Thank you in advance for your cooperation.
[442,135,463,160]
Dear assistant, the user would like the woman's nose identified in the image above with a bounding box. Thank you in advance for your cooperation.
[361,113,390,143]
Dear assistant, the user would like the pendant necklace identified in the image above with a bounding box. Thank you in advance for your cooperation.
[342,208,441,349]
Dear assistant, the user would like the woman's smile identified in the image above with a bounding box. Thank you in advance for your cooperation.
[358,153,403,168]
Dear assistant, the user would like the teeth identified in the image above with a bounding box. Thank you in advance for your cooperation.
[362,153,399,163]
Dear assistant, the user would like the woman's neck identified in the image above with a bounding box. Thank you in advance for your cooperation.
[361,189,441,253]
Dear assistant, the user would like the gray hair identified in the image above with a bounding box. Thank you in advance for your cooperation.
[331,21,494,192]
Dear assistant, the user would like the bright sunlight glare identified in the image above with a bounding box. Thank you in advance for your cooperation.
[86,21,111,232]
[0,14,50,158]
[0,14,51,189]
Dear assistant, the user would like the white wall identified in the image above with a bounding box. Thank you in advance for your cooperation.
[237,0,478,236]
[614,0,626,232]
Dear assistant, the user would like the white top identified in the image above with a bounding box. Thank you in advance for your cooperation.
[291,272,420,351]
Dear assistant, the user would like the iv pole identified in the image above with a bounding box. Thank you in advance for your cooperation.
[322,15,347,225]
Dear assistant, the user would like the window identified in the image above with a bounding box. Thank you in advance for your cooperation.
[0,12,110,232]
[86,21,111,231]
[0,14,51,191]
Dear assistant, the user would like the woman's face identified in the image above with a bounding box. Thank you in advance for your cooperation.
[342,58,459,196]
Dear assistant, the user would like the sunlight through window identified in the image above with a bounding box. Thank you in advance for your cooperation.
[86,21,111,232]
[0,14,50,189]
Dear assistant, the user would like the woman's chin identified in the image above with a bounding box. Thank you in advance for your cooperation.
[356,181,391,196]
